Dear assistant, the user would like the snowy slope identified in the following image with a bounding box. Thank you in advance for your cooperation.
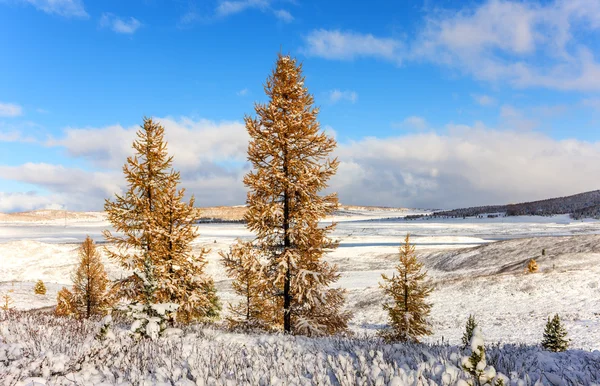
[1,211,599,350]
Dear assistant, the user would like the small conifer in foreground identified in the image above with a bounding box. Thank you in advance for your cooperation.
[34,280,46,295]
[542,314,569,352]
[379,233,433,342]
[461,327,506,386]
[462,314,478,349]
[220,240,273,330]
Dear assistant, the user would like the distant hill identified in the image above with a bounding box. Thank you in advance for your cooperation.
[421,190,600,219]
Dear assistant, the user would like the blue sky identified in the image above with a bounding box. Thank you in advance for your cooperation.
[1,0,600,211]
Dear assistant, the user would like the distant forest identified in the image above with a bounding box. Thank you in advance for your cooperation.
[406,190,600,220]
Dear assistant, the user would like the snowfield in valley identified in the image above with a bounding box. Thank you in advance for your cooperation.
[1,208,600,384]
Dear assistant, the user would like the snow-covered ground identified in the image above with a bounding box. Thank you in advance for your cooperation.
[1,209,600,351]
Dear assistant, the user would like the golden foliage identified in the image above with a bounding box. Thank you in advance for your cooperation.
[220,240,275,330]
[244,54,350,335]
[103,117,219,322]
[72,236,112,318]
[379,234,433,342]
[527,258,539,273]
[55,287,75,317]
[1,290,14,311]
[34,280,46,295]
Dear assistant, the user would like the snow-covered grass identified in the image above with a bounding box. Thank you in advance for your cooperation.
[1,311,599,386]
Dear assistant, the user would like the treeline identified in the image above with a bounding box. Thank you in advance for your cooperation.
[409,190,600,219]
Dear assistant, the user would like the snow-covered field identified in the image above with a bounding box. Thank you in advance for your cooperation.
[1,208,600,382]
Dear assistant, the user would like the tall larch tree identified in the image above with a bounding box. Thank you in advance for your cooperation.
[71,236,111,318]
[244,53,350,335]
[104,117,219,323]
[380,233,433,342]
[220,240,273,330]
[154,179,220,323]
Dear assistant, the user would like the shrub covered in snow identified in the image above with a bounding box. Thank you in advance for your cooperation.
[1,311,599,385]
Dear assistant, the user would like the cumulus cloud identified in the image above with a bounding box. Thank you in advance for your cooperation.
[328,89,358,104]
[27,116,250,211]
[100,13,142,34]
[0,192,63,212]
[302,0,600,91]
[330,124,600,209]
[15,0,88,18]
[303,29,403,62]
[0,103,23,117]
[4,115,600,212]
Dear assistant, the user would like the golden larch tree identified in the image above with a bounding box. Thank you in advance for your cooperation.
[72,236,111,318]
[55,287,75,317]
[380,234,433,342]
[244,54,350,335]
[34,280,46,295]
[153,179,220,323]
[220,240,273,330]
[104,117,219,323]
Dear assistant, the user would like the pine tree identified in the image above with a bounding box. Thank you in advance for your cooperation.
[244,53,350,335]
[379,234,433,342]
[462,314,478,349]
[71,236,111,318]
[542,314,569,352]
[55,287,75,317]
[34,280,46,295]
[104,117,219,326]
[220,240,273,330]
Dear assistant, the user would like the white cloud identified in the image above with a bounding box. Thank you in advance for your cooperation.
[215,0,270,17]
[0,130,35,143]
[0,192,62,212]
[499,105,538,131]
[29,116,251,210]
[100,13,142,34]
[472,94,496,106]
[5,114,600,212]
[237,88,249,96]
[331,125,600,209]
[18,0,88,18]
[273,9,293,23]
[303,29,403,62]
[328,89,358,104]
[0,103,23,117]
[393,116,428,130]
[302,1,600,91]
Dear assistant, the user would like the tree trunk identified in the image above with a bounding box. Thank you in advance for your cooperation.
[283,146,291,333]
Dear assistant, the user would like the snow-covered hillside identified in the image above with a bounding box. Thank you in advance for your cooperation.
[1,210,599,351]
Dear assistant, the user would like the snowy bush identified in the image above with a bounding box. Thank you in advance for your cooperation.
[0,311,599,385]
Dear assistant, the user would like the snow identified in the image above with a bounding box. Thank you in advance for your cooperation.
[1,209,600,382]
[1,312,599,385]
